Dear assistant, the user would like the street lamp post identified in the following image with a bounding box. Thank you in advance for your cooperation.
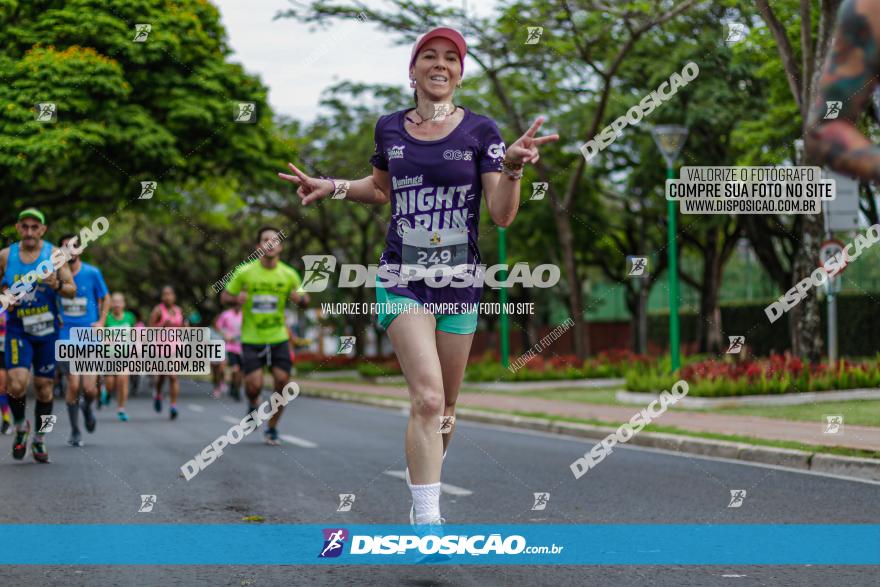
[499,227,509,369]
[651,125,689,373]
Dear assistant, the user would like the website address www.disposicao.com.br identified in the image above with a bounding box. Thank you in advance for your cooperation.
[318,529,563,560]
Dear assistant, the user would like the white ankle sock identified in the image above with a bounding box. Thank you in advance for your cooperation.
[410,482,441,524]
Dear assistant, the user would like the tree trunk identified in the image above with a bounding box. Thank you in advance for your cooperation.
[625,286,639,352]
[789,213,824,362]
[697,233,724,354]
[553,206,588,358]
[698,263,724,354]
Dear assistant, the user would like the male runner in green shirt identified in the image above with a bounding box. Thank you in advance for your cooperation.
[221,227,309,445]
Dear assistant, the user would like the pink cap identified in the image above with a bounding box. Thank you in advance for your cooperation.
[409,26,467,75]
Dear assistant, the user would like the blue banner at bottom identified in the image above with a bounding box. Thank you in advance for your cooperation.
[2,525,878,565]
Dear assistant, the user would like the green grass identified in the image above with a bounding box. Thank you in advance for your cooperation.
[697,400,880,427]
[508,387,880,427]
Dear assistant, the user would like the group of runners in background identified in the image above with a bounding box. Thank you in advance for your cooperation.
[0,209,302,459]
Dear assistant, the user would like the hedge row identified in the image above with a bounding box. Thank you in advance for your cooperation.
[648,293,880,356]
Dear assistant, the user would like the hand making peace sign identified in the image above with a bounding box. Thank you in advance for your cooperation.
[277,163,334,206]
[503,116,559,165]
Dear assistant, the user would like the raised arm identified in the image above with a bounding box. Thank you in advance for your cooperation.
[278,163,390,206]
[484,116,558,227]
[805,0,880,181]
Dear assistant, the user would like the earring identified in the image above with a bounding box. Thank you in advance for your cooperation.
[457,80,462,87]
[409,78,416,88]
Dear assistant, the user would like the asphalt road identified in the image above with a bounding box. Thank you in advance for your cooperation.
[2,378,878,586]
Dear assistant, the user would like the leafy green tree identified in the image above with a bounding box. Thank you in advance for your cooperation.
[0,0,281,228]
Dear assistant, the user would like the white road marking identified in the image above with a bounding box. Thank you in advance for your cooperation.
[220,416,317,447]
[188,404,204,413]
[721,575,747,578]
[384,470,473,496]
[280,434,318,448]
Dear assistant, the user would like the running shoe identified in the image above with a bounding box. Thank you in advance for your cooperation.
[169,406,178,420]
[118,410,128,422]
[82,401,97,433]
[68,431,83,447]
[12,421,29,460]
[32,437,49,463]
[264,427,281,446]
[1,411,11,435]
[153,392,162,413]
[414,519,450,564]
[211,385,222,399]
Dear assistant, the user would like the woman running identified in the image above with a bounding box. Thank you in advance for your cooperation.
[214,301,243,401]
[148,285,186,420]
[279,26,557,528]
[105,292,137,421]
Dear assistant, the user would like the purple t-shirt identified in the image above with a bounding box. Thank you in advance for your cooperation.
[370,107,506,309]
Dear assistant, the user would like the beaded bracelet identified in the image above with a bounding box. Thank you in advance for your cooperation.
[501,158,524,180]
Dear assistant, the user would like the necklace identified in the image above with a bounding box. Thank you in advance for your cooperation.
[405,105,458,126]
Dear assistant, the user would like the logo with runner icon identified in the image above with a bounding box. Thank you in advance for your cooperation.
[530,182,547,201]
[337,336,355,355]
[437,415,455,434]
[525,27,544,45]
[300,255,338,293]
[727,489,746,508]
[628,256,647,277]
[336,494,355,512]
[133,24,152,42]
[139,181,157,200]
[531,492,550,511]
[139,494,157,513]
[318,528,349,558]
[38,415,57,433]
[726,336,745,354]
[35,103,57,123]
[234,102,257,123]
[823,415,844,435]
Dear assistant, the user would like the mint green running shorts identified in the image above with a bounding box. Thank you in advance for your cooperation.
[374,276,478,335]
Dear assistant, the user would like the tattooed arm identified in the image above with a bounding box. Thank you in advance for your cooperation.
[805,0,880,181]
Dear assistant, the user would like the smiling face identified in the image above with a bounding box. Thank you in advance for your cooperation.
[410,37,461,102]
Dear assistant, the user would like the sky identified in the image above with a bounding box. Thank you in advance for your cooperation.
[213,0,499,124]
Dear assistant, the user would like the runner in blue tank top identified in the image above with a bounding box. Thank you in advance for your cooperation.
[58,233,110,447]
[278,27,558,537]
[0,209,77,463]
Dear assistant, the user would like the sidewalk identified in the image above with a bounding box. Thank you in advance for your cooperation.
[297,379,880,453]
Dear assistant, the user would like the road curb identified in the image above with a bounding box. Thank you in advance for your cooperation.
[299,387,880,483]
